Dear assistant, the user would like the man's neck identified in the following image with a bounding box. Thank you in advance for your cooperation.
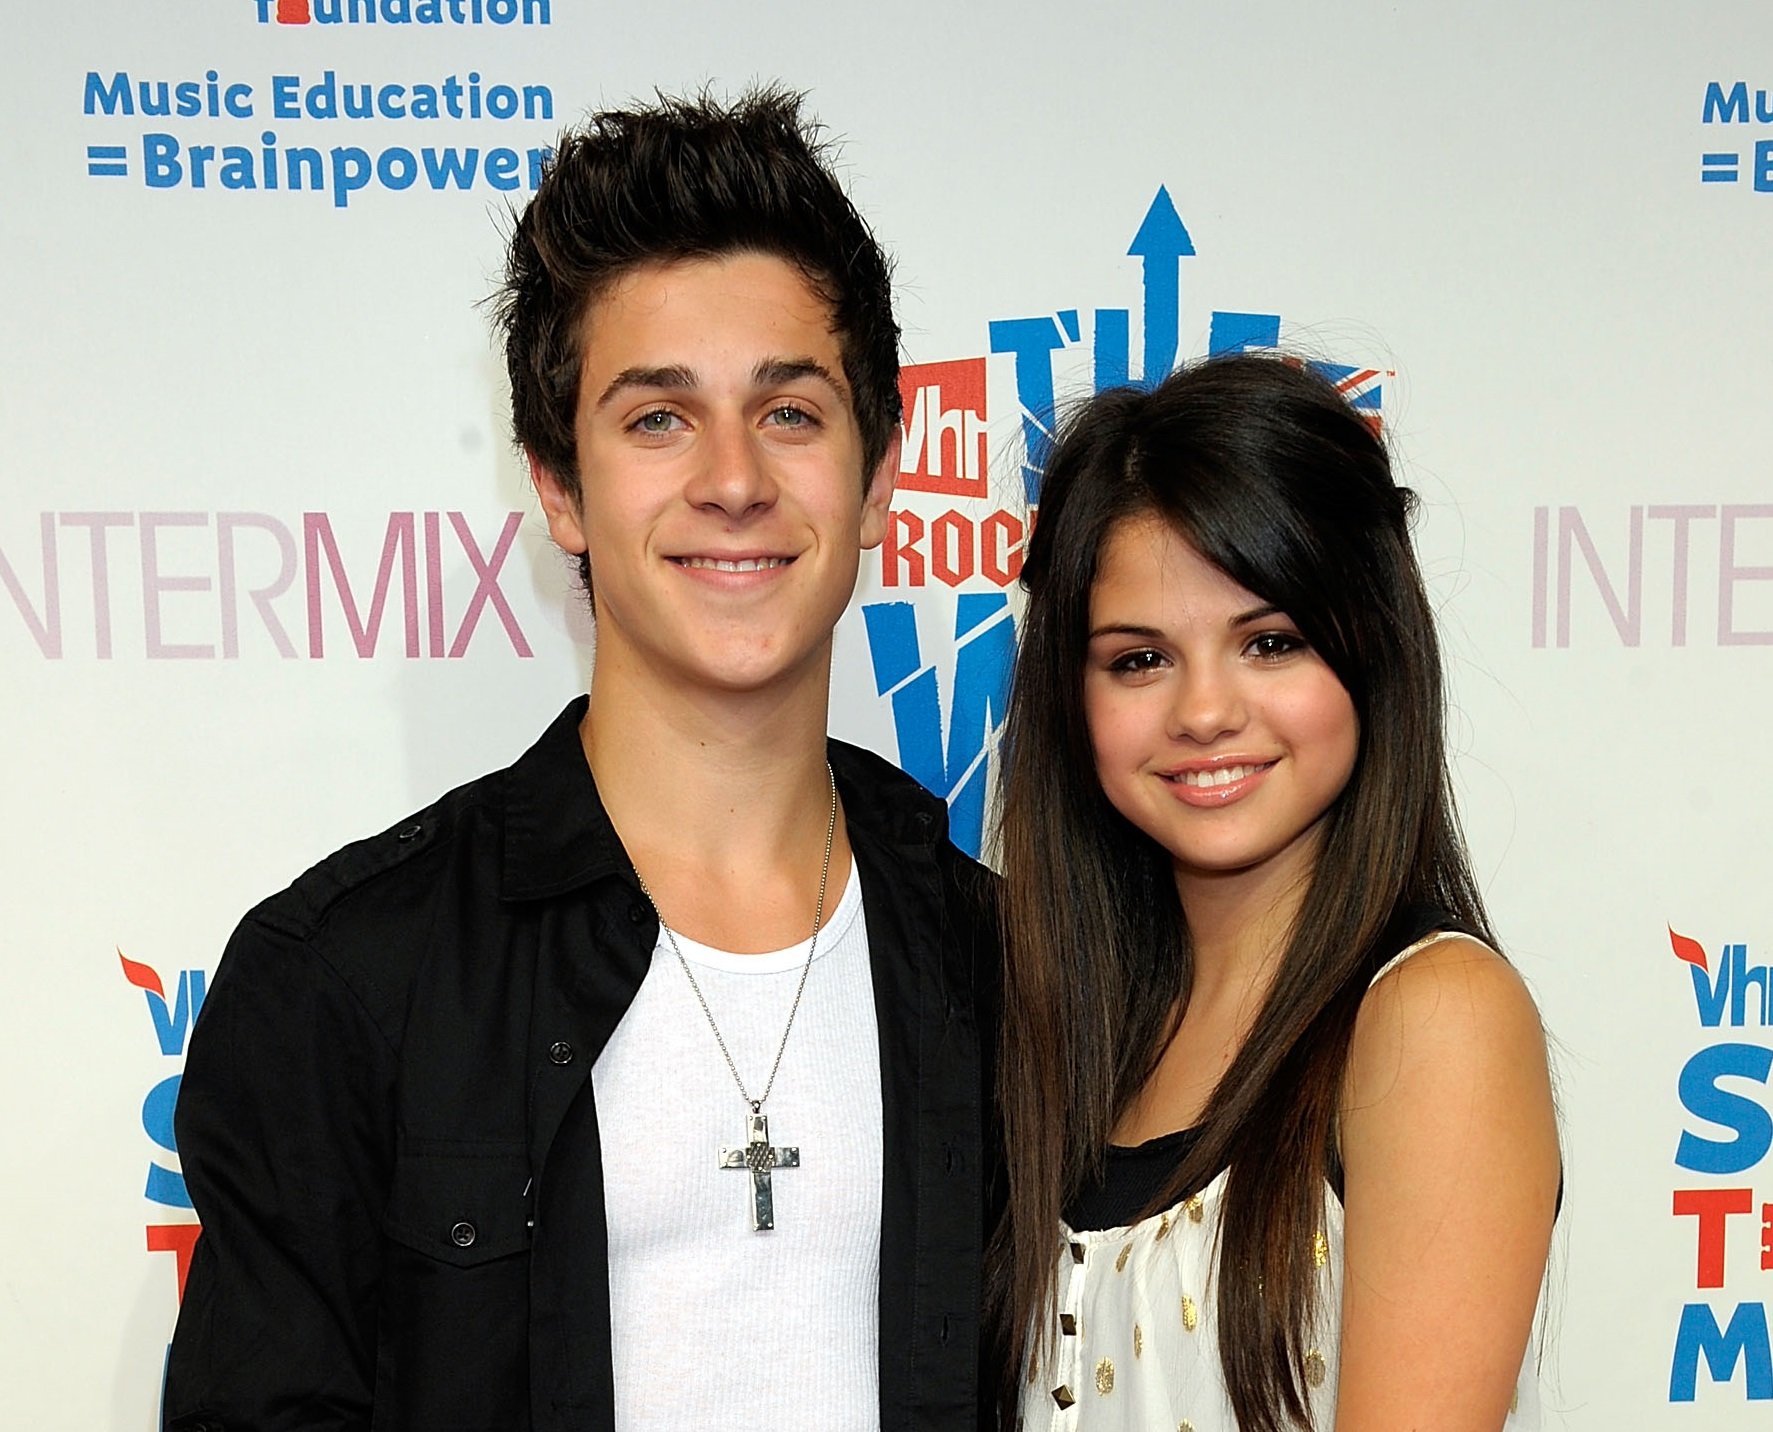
[581,651,849,954]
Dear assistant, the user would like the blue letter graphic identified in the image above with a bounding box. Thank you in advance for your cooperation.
[1704,81,1749,125]
[862,595,1015,858]
[144,969,207,1057]
[1208,311,1281,356]
[142,1074,193,1209]
[1126,185,1193,388]
[1670,1301,1773,1400]
[144,134,183,189]
[1690,956,1730,1028]
[988,317,1066,503]
[1092,189,1195,392]
[1675,1042,1773,1174]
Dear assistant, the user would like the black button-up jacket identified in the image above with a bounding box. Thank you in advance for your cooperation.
[164,699,1000,1432]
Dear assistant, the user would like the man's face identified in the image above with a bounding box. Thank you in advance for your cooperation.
[532,252,896,699]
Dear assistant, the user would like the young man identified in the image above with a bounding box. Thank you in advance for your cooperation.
[164,90,997,1432]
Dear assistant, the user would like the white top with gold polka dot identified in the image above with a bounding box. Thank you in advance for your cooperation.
[1017,933,1543,1431]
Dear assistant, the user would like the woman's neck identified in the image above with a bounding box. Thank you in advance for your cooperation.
[1107,852,1316,1142]
[1176,847,1315,1001]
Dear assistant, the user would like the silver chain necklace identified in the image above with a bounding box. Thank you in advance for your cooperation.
[631,761,837,1232]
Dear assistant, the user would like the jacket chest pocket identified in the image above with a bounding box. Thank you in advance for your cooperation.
[377,1147,534,1429]
[383,1146,534,1267]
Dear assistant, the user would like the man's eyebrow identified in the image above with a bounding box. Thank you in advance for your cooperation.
[593,357,847,411]
[594,364,697,409]
[753,357,847,397]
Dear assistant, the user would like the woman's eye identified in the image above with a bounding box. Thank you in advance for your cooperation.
[1248,631,1304,660]
[1109,648,1166,674]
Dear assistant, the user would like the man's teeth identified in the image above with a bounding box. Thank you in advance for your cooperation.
[678,556,789,572]
[1180,764,1261,787]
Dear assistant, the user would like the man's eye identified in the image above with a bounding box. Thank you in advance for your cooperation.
[635,410,681,433]
[766,405,816,428]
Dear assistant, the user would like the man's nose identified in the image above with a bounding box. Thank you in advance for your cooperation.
[685,414,779,519]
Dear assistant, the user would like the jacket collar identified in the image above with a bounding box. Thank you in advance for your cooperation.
[828,737,954,851]
[499,696,631,901]
[497,695,955,902]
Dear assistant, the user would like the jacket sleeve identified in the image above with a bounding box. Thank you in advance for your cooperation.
[952,857,1008,1432]
[163,911,396,1432]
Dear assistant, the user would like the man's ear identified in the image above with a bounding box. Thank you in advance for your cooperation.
[528,451,589,555]
[858,431,900,551]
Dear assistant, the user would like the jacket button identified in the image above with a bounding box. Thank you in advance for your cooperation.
[396,822,422,842]
[548,1040,574,1066]
[450,1221,477,1248]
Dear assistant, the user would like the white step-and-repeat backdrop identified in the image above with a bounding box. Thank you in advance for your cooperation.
[4,2,1770,1425]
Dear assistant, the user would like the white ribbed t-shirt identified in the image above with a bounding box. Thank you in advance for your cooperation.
[591,862,882,1431]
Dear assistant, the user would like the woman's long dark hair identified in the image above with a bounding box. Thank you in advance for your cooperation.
[986,354,1495,1430]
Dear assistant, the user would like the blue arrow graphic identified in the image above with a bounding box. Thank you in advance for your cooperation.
[1128,186,1194,386]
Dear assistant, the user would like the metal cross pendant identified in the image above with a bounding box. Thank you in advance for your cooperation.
[718,1109,799,1232]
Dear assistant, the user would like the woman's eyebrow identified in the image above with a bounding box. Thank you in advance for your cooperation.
[1229,604,1283,627]
[1088,622,1167,641]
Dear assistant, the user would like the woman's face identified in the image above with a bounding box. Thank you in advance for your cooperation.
[1082,513,1359,902]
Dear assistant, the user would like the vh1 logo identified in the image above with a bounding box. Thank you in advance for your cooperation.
[897,359,988,499]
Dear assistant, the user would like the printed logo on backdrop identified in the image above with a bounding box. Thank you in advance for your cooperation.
[1531,501,1773,651]
[254,0,550,24]
[1700,80,1773,190]
[0,511,535,660]
[81,1,555,206]
[868,186,1389,858]
[1524,78,1773,654]
[1669,925,1773,1402]
[119,952,206,1313]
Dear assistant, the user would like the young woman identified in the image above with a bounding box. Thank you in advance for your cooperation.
[989,355,1558,1431]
